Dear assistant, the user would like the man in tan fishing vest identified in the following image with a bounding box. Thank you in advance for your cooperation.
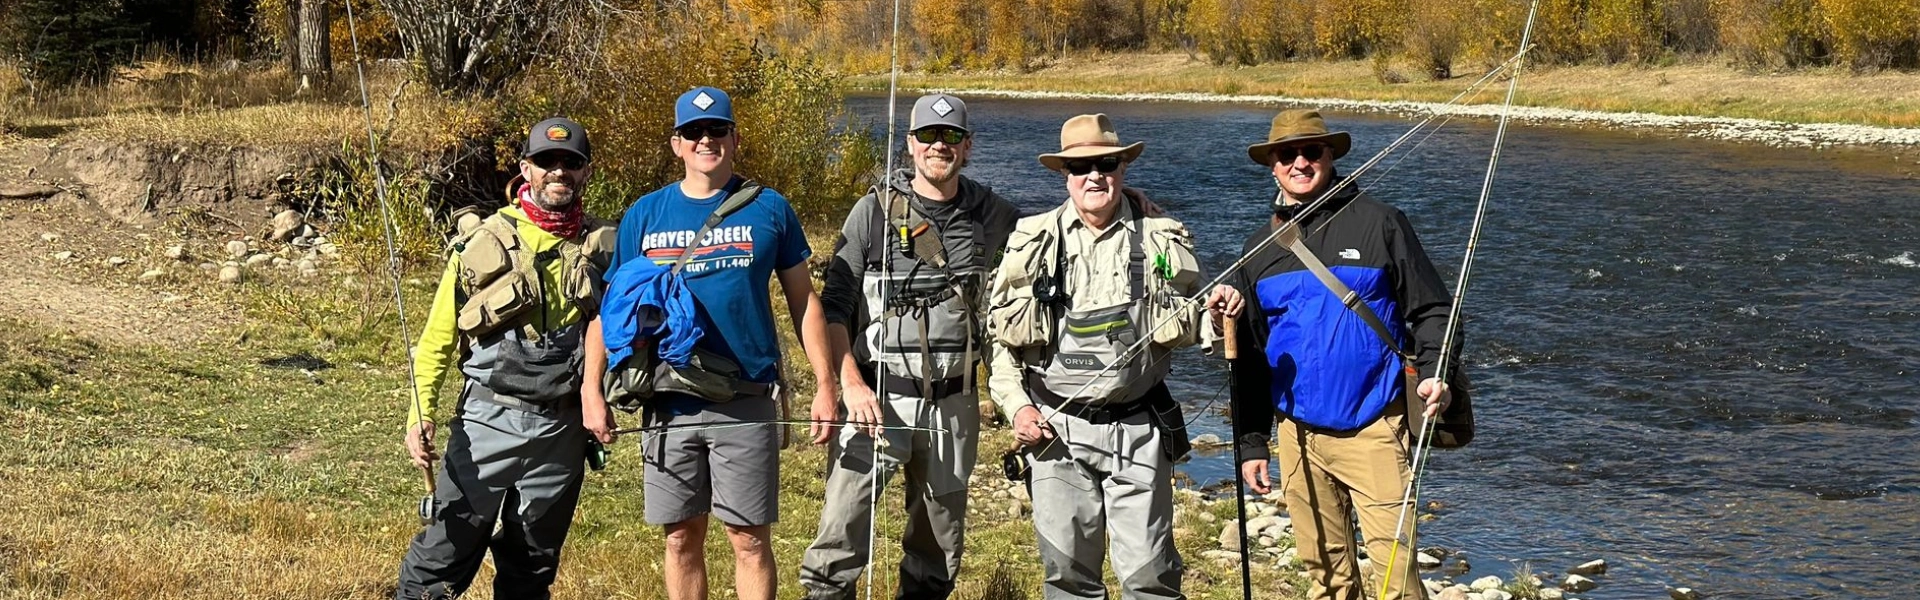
[1228,109,1456,600]
[988,114,1239,600]
[395,117,615,600]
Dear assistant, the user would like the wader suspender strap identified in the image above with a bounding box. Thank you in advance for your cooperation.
[673,179,766,274]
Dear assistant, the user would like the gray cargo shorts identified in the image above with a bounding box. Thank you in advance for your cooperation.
[641,392,781,526]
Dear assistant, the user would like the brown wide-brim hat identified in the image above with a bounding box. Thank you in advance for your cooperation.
[1038,113,1145,172]
[1248,109,1352,165]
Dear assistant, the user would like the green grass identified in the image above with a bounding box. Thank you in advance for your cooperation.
[852,53,1920,128]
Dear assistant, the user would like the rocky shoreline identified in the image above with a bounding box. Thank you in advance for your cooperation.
[917,88,1920,149]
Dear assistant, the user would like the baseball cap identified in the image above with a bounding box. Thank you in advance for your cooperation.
[909,94,968,132]
[674,87,735,128]
[524,117,591,161]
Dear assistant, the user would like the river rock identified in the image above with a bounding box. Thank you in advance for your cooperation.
[225,240,249,259]
[270,210,305,242]
[40,233,58,242]
[107,256,128,266]
[1423,579,1448,595]
[1198,512,1217,524]
[53,251,74,261]
[1568,559,1607,575]
[1539,588,1564,600]
[1217,524,1241,551]
[1200,550,1240,564]
[165,245,188,260]
[139,269,165,282]
[272,257,291,268]
[1436,586,1470,600]
[1256,503,1281,518]
[244,253,273,268]
[1191,433,1227,448]
[1668,587,1700,600]
[1481,590,1512,600]
[1417,551,1442,568]
[1470,576,1503,591]
[1245,515,1281,534]
[1258,534,1276,548]
[218,265,243,284]
[1562,574,1596,592]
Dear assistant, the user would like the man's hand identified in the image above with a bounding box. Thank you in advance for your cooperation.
[1239,458,1272,495]
[809,391,840,445]
[583,394,618,445]
[405,420,438,470]
[1417,377,1452,419]
[1012,405,1056,447]
[1207,284,1244,329]
[843,382,883,439]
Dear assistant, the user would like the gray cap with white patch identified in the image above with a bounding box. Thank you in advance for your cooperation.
[909,94,968,132]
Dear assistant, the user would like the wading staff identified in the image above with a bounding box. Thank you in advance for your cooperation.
[1224,316,1253,600]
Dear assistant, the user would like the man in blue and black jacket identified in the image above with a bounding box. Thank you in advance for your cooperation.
[1228,109,1455,600]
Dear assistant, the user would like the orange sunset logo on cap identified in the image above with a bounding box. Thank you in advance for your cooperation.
[546,125,571,141]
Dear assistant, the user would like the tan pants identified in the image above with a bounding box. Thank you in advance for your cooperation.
[1276,401,1424,600]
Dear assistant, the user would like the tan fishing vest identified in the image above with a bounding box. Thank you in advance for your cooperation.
[452,211,616,338]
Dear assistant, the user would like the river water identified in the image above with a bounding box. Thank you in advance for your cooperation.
[844,95,1920,599]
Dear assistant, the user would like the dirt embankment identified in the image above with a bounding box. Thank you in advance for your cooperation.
[0,140,335,346]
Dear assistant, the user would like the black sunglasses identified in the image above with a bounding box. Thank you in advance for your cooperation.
[1274,144,1328,164]
[1063,155,1124,176]
[529,152,587,171]
[912,127,968,145]
[676,122,734,141]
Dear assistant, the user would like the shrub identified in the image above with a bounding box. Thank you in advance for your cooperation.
[0,0,141,90]
[1818,0,1920,70]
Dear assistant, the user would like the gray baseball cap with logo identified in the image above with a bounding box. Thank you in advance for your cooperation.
[909,94,968,132]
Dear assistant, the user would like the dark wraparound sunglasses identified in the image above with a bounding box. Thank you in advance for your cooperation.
[1274,144,1328,164]
[530,152,587,171]
[1063,155,1123,176]
[912,127,968,145]
[676,122,735,141]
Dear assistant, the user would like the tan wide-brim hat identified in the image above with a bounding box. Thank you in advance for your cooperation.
[1247,109,1352,165]
[1038,113,1145,172]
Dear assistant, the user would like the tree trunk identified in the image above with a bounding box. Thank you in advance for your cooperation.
[296,0,330,91]
[285,2,300,73]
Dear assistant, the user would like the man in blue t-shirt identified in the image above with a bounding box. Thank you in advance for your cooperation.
[582,86,838,600]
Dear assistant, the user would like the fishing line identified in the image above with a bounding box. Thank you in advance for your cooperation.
[1021,48,1535,462]
[865,0,908,594]
[1376,3,1543,599]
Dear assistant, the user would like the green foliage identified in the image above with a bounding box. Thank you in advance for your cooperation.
[0,0,142,90]
[514,11,882,225]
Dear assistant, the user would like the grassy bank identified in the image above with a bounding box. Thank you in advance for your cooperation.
[853,53,1920,128]
[0,214,1304,599]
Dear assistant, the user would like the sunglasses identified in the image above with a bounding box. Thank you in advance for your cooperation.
[1274,144,1328,164]
[676,122,734,141]
[1063,156,1124,176]
[911,127,968,145]
[529,152,587,171]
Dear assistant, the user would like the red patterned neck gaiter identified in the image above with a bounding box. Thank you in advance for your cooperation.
[517,183,584,239]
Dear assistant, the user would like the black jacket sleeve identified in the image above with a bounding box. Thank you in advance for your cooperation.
[1385,206,1458,381]
[1229,227,1277,464]
[821,194,876,329]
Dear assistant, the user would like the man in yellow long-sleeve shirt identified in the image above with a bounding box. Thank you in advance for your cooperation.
[393,117,616,600]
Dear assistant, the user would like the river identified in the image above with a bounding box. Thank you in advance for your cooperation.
[845,95,1920,599]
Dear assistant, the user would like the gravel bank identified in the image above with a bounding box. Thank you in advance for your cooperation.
[928,88,1920,148]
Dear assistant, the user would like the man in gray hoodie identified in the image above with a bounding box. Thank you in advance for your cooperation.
[799,93,1020,599]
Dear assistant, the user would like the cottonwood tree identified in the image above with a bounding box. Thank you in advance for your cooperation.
[378,0,598,96]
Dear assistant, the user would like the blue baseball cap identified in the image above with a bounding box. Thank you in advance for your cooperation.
[674,87,735,128]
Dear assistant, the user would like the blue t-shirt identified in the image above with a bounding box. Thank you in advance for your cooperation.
[608,179,812,383]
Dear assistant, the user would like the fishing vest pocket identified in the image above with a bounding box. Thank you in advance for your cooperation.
[459,230,512,289]
[457,271,536,335]
[1143,227,1202,349]
[1145,287,1201,348]
[989,232,1055,349]
[1040,301,1148,403]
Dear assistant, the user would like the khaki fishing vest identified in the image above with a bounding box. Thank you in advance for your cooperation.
[452,211,615,338]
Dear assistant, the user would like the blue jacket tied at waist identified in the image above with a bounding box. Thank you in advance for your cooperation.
[601,256,703,373]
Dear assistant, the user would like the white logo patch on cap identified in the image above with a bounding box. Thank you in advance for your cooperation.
[692,92,715,111]
[931,98,955,117]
